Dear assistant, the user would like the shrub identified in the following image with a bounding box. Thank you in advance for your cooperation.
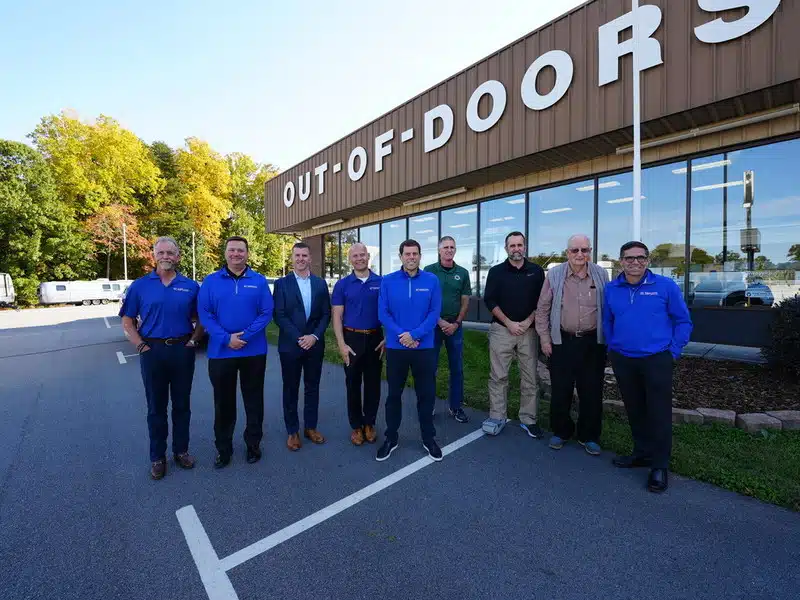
[762,295,800,380]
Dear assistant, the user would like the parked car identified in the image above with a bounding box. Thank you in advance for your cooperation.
[689,278,775,308]
[0,273,15,307]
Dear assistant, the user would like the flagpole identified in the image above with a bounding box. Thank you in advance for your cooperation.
[122,222,128,280]
[632,0,642,241]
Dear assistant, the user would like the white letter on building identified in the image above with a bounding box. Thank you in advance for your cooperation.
[283,181,295,208]
[424,104,454,153]
[348,146,368,181]
[598,4,663,86]
[374,130,394,172]
[298,172,311,201]
[466,80,507,132]
[520,50,574,111]
[694,0,780,44]
[314,163,328,195]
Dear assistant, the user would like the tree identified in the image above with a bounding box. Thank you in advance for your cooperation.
[84,204,151,279]
[29,112,163,217]
[788,244,800,263]
[175,138,232,270]
[0,140,93,304]
[221,152,294,276]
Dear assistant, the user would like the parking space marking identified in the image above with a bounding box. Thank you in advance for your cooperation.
[116,351,126,365]
[103,316,111,329]
[177,427,485,600]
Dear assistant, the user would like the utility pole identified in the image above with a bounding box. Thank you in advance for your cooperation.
[192,231,196,281]
[122,222,128,280]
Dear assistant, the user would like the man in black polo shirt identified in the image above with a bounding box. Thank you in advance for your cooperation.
[482,231,545,438]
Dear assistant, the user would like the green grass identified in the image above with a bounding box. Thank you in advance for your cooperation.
[266,323,800,511]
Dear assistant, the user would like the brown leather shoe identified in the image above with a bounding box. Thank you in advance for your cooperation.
[364,424,377,444]
[287,433,302,451]
[150,458,166,480]
[173,452,196,469]
[351,428,365,446]
[304,428,326,444]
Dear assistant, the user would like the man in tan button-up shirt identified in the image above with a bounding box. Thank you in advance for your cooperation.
[535,234,609,455]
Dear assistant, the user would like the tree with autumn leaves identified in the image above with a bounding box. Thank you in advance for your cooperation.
[0,111,295,305]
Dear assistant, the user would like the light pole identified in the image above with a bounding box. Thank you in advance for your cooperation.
[631,0,642,241]
[122,222,128,280]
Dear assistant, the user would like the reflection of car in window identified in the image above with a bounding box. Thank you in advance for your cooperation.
[690,279,774,308]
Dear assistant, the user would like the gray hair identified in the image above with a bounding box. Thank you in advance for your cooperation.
[438,235,456,247]
[153,236,180,253]
[567,234,591,248]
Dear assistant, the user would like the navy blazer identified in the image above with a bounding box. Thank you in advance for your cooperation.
[273,272,331,354]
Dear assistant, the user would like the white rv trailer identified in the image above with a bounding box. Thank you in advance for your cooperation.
[38,279,131,305]
[0,273,15,306]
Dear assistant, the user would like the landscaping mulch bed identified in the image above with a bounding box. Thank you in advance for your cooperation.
[603,357,800,413]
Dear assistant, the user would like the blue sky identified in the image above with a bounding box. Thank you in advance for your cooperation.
[0,0,585,171]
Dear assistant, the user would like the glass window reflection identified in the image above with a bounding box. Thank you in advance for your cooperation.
[381,218,407,275]
[339,228,358,277]
[409,212,440,269]
[358,224,380,275]
[528,180,594,270]
[323,232,339,281]
[479,194,526,293]
[441,204,478,293]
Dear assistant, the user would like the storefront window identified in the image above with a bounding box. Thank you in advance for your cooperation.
[690,140,800,311]
[339,228,358,277]
[479,194,526,292]
[381,218,407,275]
[358,224,380,274]
[597,163,687,284]
[323,232,339,282]
[441,204,478,293]
[409,212,440,269]
[528,180,594,270]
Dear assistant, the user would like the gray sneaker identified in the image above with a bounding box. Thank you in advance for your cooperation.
[449,407,470,423]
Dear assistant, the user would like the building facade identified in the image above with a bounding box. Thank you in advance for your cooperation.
[266,0,800,347]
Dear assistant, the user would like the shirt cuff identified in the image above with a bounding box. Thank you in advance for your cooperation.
[311,334,319,341]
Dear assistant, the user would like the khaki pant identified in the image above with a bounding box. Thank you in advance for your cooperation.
[488,322,539,424]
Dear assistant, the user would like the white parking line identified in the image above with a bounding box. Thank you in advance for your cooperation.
[103,316,111,329]
[116,351,126,364]
[176,427,485,600]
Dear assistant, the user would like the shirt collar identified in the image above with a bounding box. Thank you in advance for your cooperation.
[504,258,530,272]
[294,270,311,281]
[222,265,250,279]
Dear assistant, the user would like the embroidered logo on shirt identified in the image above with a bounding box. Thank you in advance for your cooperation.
[369,286,380,291]
[453,275,461,281]
[640,291,659,296]
[173,287,191,293]
[244,285,258,289]
[415,288,430,292]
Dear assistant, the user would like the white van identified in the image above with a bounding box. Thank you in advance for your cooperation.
[0,273,15,306]
[38,279,130,306]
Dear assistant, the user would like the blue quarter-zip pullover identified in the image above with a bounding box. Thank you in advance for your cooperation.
[198,266,274,359]
[378,268,441,350]
[602,269,692,359]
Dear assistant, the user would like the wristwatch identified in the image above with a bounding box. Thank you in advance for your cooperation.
[186,339,197,347]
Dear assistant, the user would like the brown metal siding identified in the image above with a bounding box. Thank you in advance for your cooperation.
[268,0,800,232]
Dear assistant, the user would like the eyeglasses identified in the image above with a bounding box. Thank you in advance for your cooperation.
[621,255,649,264]
[567,247,591,254]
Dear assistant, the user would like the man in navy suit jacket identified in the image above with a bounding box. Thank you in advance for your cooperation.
[273,242,331,451]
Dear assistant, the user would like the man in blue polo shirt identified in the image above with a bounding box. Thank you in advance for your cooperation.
[120,236,204,480]
[332,242,385,446]
[376,239,443,462]
[603,241,692,494]
[198,236,274,468]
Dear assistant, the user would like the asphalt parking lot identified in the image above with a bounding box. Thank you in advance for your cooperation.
[1,305,799,600]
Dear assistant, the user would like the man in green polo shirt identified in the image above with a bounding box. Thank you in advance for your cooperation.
[424,235,472,423]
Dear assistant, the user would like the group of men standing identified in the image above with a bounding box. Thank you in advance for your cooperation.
[122,226,692,494]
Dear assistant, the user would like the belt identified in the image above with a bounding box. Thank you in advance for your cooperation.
[344,327,380,334]
[561,328,596,338]
[142,334,192,345]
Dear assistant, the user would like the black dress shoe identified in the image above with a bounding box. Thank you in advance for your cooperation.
[612,454,653,468]
[647,468,669,493]
[246,446,262,464]
[214,454,231,469]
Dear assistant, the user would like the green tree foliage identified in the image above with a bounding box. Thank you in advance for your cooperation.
[0,140,94,304]
[29,112,163,217]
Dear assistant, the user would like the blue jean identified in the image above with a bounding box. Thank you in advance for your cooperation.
[433,325,464,411]
[139,343,196,462]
